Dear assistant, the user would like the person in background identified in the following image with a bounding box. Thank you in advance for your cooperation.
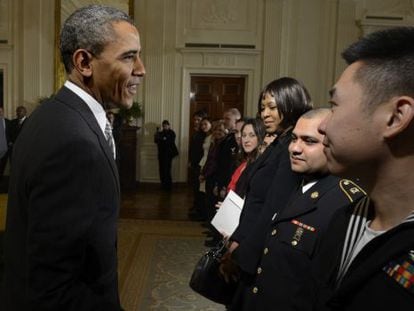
[215,108,241,200]
[221,77,313,309]
[154,120,178,191]
[3,5,145,309]
[0,107,10,181]
[195,117,213,222]
[314,26,414,310]
[238,108,365,310]
[8,105,27,161]
[227,118,266,198]
[200,119,227,246]
[213,117,266,232]
[188,110,208,221]
[234,117,247,148]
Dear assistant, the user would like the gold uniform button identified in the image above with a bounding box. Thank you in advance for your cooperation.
[263,248,269,255]
[291,240,298,246]
[311,191,319,199]
[271,229,277,236]
[257,267,262,274]
[252,287,258,294]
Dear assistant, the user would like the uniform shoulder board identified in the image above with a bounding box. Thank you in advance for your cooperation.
[339,179,367,202]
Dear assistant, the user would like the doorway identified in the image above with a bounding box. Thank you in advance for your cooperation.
[188,75,245,180]
[189,75,245,131]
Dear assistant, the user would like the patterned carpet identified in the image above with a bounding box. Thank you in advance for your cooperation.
[0,195,222,310]
[118,219,225,311]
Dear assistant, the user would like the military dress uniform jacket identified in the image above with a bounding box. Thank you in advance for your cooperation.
[232,133,302,275]
[237,176,366,311]
[3,86,121,310]
[313,197,414,311]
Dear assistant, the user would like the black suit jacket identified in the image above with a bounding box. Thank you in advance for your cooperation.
[8,117,26,145]
[231,133,300,246]
[3,86,121,310]
[215,132,238,189]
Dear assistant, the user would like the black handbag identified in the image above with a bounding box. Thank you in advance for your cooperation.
[189,240,238,305]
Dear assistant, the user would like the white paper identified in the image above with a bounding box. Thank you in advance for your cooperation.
[211,190,244,237]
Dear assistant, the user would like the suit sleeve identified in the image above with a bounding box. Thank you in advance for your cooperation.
[26,136,119,310]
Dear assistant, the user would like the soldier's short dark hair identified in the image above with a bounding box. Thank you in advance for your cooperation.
[342,27,414,108]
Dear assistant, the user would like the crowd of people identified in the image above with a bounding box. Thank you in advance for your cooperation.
[188,28,414,310]
[1,3,414,310]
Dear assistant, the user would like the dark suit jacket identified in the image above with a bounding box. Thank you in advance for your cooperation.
[0,117,10,175]
[215,133,238,190]
[3,86,121,310]
[3,117,11,144]
[231,132,300,247]
[8,117,26,145]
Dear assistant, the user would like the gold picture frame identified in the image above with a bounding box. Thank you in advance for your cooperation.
[54,0,134,91]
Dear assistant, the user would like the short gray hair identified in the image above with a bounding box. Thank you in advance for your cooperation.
[60,5,134,73]
[225,108,241,120]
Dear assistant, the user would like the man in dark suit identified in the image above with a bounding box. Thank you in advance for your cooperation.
[3,5,145,310]
[0,106,10,180]
[154,120,178,190]
[7,105,27,163]
[188,110,207,220]
[233,108,366,310]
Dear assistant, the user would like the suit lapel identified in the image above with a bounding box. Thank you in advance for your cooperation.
[54,87,120,195]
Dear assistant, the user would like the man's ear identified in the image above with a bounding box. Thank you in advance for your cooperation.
[72,49,94,78]
[384,96,414,138]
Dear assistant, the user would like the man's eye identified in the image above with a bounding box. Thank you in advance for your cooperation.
[124,54,136,60]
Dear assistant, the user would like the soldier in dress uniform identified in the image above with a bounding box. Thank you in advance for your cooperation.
[314,27,414,310]
[230,108,366,310]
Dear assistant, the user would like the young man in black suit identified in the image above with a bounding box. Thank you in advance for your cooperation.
[3,5,145,310]
[315,27,414,310]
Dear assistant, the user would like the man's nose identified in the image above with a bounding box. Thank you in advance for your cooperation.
[133,57,146,76]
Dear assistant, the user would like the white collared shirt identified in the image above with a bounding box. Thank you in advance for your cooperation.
[64,80,107,136]
[302,180,318,193]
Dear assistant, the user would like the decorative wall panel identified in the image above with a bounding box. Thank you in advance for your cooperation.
[177,0,263,47]
[0,0,11,43]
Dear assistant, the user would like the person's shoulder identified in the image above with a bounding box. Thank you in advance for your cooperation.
[336,179,367,204]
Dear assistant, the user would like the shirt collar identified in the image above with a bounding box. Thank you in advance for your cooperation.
[64,80,107,135]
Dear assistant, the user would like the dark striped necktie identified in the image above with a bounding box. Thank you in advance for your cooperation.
[104,120,116,159]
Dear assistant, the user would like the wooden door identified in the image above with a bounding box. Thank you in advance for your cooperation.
[188,76,245,180]
[190,76,245,129]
